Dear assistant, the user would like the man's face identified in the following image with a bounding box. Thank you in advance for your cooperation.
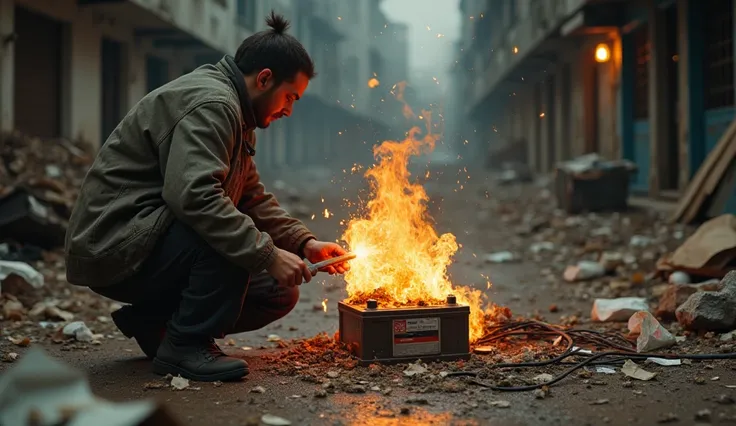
[251,69,309,129]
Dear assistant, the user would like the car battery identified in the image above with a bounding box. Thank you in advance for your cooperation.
[338,295,470,365]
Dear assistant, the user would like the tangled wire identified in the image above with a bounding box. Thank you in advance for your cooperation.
[445,321,736,391]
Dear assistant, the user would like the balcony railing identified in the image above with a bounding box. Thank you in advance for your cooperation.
[467,0,588,110]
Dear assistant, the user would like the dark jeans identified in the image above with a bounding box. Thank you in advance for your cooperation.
[93,220,298,341]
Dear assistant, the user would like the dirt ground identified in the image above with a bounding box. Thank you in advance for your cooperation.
[2,163,736,426]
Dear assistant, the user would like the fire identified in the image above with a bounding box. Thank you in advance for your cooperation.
[322,299,328,312]
[368,77,380,88]
[340,88,492,341]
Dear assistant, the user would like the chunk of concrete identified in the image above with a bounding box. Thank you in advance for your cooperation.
[676,271,736,331]
[656,280,721,321]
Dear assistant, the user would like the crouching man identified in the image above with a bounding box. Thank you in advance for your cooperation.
[64,12,348,382]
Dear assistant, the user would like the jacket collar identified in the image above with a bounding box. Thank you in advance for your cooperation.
[217,56,258,155]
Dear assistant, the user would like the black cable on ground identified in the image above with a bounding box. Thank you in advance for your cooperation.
[447,320,736,392]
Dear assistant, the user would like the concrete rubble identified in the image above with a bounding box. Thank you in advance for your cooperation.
[676,271,736,331]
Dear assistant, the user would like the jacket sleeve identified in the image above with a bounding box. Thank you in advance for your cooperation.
[158,101,277,274]
[238,156,316,256]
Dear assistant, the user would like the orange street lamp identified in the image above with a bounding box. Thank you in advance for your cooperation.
[595,43,611,63]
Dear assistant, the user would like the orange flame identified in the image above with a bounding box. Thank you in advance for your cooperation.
[341,83,490,341]
[392,81,416,120]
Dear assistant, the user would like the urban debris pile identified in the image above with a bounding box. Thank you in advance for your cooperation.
[0,131,92,249]
[0,132,121,363]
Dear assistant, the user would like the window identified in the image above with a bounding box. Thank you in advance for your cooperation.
[703,0,734,109]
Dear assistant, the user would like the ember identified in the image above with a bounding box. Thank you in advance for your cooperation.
[340,85,501,342]
[346,288,444,308]
[262,332,359,374]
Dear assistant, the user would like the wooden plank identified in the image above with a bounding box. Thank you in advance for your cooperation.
[672,118,736,223]
[685,135,736,222]
[681,143,735,223]
[703,139,736,194]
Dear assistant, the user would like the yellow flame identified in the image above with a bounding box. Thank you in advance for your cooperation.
[340,82,490,341]
[368,77,380,88]
[322,299,328,312]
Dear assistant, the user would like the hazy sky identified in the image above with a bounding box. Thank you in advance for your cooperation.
[380,0,461,83]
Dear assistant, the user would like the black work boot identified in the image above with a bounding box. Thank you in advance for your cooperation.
[111,306,165,359]
[153,335,249,382]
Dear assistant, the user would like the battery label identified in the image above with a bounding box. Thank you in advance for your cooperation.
[392,317,440,357]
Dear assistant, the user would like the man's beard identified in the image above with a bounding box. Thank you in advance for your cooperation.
[251,89,275,129]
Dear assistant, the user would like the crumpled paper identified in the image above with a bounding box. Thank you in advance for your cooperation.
[0,348,180,426]
[628,311,676,352]
[591,297,649,322]
[621,359,657,381]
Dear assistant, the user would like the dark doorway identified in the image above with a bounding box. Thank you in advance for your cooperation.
[101,38,123,144]
[662,4,680,191]
[13,6,63,138]
[585,57,599,154]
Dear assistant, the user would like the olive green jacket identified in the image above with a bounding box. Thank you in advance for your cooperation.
[65,56,315,287]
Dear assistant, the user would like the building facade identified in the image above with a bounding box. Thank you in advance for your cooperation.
[455,0,736,215]
[0,0,408,170]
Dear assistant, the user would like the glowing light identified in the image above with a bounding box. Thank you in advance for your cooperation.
[368,77,380,88]
[595,43,610,63]
[322,299,328,312]
[512,46,519,54]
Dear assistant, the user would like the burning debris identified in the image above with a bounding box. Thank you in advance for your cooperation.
[339,102,503,342]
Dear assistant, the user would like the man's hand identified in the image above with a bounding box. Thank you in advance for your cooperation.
[266,248,312,287]
[303,240,350,275]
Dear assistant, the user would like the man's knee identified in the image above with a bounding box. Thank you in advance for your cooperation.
[281,285,299,315]
[227,280,299,334]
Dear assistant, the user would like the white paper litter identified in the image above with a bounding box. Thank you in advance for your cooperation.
[170,375,189,390]
[533,373,554,384]
[261,414,292,426]
[0,348,179,426]
[529,242,555,253]
[403,362,428,377]
[63,321,95,342]
[594,367,617,374]
[621,360,657,381]
[564,261,606,282]
[484,251,518,263]
[572,346,593,355]
[0,260,44,295]
[627,311,676,352]
[591,297,649,322]
[646,358,681,366]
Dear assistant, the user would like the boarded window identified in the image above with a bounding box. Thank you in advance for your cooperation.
[703,0,734,109]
